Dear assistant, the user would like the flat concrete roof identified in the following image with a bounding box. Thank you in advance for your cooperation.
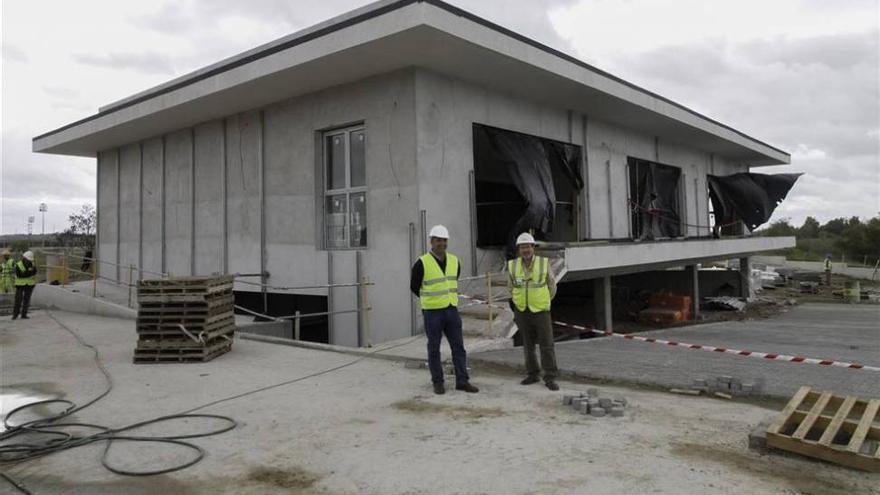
[33,0,790,165]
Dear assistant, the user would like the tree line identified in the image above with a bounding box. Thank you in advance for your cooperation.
[760,215,880,266]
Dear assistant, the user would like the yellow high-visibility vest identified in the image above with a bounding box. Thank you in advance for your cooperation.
[509,256,551,312]
[419,252,459,310]
[14,260,36,287]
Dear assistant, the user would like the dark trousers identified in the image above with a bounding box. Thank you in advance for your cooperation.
[13,285,35,318]
[514,310,558,381]
[423,307,469,385]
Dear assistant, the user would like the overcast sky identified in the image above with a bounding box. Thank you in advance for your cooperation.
[2,0,878,234]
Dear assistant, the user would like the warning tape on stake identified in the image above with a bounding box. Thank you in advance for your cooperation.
[552,320,880,372]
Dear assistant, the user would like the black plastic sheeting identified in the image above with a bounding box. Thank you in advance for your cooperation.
[629,158,682,239]
[707,172,802,232]
[473,125,583,255]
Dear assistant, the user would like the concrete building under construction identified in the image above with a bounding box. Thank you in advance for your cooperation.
[33,0,796,346]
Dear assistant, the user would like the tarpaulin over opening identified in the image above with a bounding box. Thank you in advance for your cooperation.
[473,125,583,254]
[707,172,802,232]
[629,159,682,239]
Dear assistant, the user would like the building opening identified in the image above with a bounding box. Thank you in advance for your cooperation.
[472,124,583,256]
[628,157,682,240]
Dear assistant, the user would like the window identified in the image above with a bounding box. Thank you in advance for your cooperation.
[628,157,682,240]
[323,126,367,249]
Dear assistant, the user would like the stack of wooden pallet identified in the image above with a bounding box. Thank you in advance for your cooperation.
[134,275,235,364]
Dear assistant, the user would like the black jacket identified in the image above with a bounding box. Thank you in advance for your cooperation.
[15,259,37,278]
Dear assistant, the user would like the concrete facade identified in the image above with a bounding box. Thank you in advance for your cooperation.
[37,1,795,346]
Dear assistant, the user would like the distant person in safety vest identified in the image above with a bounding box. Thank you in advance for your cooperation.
[508,233,559,391]
[1,249,14,294]
[12,251,37,320]
[410,225,478,395]
[824,253,832,287]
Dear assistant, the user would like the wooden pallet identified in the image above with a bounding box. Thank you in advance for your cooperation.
[133,339,232,364]
[137,327,235,349]
[136,304,235,320]
[138,294,234,307]
[136,316,235,333]
[766,386,880,472]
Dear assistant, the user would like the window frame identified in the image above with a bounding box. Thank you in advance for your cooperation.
[322,125,367,250]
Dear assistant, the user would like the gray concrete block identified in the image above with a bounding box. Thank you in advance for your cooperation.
[580,402,590,415]
[587,388,599,398]
[405,360,427,369]
[563,395,575,405]
[571,398,587,410]
[613,396,627,407]
[598,398,613,409]
[692,379,708,389]
[748,418,771,451]
[590,407,606,418]
[610,407,625,417]
[741,384,754,395]
[717,375,733,385]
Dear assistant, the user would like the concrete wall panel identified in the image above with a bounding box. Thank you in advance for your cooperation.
[118,143,141,279]
[194,121,224,275]
[96,150,118,281]
[141,138,163,276]
[164,129,193,276]
[225,112,262,287]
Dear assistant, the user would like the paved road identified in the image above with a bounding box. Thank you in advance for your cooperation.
[473,303,880,399]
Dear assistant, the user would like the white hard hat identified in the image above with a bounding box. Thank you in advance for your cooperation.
[23,251,34,261]
[516,233,536,246]
[429,225,449,239]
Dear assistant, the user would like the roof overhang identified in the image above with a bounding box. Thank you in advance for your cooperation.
[33,0,790,166]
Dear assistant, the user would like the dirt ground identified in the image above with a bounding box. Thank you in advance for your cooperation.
[2,310,879,494]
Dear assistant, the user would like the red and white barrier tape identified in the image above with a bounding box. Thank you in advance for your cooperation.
[458,293,509,310]
[552,320,880,372]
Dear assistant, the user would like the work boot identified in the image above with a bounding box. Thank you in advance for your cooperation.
[545,380,559,391]
[456,382,479,393]
[520,376,540,385]
[433,383,445,395]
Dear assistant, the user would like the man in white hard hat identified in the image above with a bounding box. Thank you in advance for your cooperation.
[508,233,559,390]
[12,251,37,320]
[410,225,479,395]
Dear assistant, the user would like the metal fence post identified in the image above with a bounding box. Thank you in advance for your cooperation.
[362,276,372,348]
[294,310,301,341]
[127,264,134,307]
[486,271,493,333]
[92,257,98,298]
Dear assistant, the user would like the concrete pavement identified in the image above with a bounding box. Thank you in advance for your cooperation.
[473,303,880,399]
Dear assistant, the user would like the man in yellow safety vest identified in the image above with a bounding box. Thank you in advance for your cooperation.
[824,253,833,288]
[410,225,478,395]
[508,233,559,390]
[12,251,37,320]
[1,249,14,293]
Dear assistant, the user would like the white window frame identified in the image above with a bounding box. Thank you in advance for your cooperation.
[322,125,367,250]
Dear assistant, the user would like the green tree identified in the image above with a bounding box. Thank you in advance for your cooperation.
[798,216,820,238]
[820,217,847,236]
[68,204,96,235]
[762,219,797,237]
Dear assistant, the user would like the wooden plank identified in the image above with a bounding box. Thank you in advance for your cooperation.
[793,391,832,440]
[848,399,880,453]
[767,432,880,473]
[767,386,811,434]
[819,396,857,446]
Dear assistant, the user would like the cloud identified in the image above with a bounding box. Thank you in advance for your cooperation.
[550,0,879,225]
[73,52,177,75]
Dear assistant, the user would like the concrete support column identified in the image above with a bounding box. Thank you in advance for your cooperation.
[593,276,612,331]
[685,264,699,320]
[739,256,752,299]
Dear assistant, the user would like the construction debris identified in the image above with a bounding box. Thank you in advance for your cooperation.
[766,386,880,472]
[134,275,235,364]
[692,376,761,397]
[669,388,702,396]
[703,296,747,312]
[563,388,629,418]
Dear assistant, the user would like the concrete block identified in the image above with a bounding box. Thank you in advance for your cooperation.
[580,402,590,415]
[730,382,743,393]
[571,398,587,410]
[669,388,702,396]
[741,384,754,395]
[692,379,708,389]
[610,407,625,417]
[563,395,575,405]
[612,396,627,407]
[748,418,771,451]
[717,375,733,385]
[598,398,613,409]
[590,407,606,418]
[586,388,599,398]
